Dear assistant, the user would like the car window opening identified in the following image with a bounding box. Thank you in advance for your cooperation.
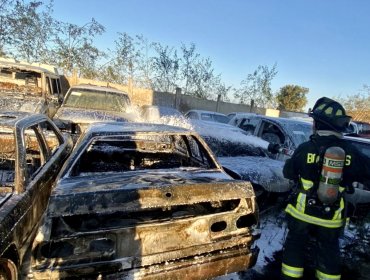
[0,133,16,190]
[71,134,214,176]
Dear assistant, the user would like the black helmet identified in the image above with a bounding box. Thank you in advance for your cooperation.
[309,97,351,132]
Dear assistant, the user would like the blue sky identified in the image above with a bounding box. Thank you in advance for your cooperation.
[53,0,370,110]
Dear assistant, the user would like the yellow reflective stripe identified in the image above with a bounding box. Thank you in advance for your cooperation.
[282,263,304,278]
[300,178,313,190]
[296,193,306,213]
[339,186,345,192]
[316,269,341,280]
[285,204,345,228]
[332,198,344,220]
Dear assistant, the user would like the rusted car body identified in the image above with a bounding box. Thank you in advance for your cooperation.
[0,112,73,279]
[29,122,259,279]
[0,58,64,118]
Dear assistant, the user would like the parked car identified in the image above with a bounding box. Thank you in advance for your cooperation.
[0,111,73,280]
[227,112,256,120]
[228,114,313,160]
[139,105,191,128]
[342,135,370,217]
[347,121,360,134]
[189,120,291,206]
[53,84,137,138]
[29,122,260,279]
[185,109,230,124]
[354,121,370,139]
[0,57,64,118]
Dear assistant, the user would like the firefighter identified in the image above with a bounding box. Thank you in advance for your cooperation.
[280,97,370,280]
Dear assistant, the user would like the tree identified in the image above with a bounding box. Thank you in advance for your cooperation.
[234,64,278,108]
[150,42,180,92]
[276,84,308,111]
[100,32,144,85]
[0,0,55,61]
[178,43,221,99]
[51,18,105,76]
[337,85,370,121]
[180,43,199,95]
[10,0,55,62]
[215,82,233,102]
[186,57,219,99]
[135,34,154,88]
[0,0,14,56]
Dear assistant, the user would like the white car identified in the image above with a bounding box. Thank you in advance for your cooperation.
[229,113,313,160]
[185,109,230,124]
[189,119,291,206]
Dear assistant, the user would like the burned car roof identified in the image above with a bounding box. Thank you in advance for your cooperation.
[0,58,59,76]
[30,122,260,279]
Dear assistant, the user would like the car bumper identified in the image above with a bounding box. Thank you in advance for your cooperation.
[29,244,259,280]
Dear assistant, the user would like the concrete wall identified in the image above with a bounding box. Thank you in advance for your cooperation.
[151,90,268,115]
[64,74,307,118]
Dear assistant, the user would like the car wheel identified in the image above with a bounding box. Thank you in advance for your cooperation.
[0,258,18,280]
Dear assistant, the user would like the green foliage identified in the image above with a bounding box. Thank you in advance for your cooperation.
[276,84,308,111]
[180,43,199,95]
[0,0,15,56]
[51,18,105,75]
[234,64,278,108]
[100,33,145,85]
[1,0,54,62]
[150,42,180,93]
[186,57,217,99]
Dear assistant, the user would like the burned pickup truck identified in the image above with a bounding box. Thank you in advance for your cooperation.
[29,122,260,279]
[0,58,64,118]
[0,112,72,280]
[53,84,137,140]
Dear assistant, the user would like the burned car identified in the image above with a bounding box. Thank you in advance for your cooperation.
[0,57,64,118]
[0,112,73,279]
[53,84,137,139]
[29,122,259,279]
[190,120,291,205]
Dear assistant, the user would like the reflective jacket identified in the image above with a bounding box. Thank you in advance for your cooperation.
[283,133,370,228]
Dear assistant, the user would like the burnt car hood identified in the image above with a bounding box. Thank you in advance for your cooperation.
[0,93,44,113]
[218,156,291,193]
[54,107,135,124]
[48,169,253,217]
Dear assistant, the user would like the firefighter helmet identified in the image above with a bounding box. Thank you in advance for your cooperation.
[309,97,351,132]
